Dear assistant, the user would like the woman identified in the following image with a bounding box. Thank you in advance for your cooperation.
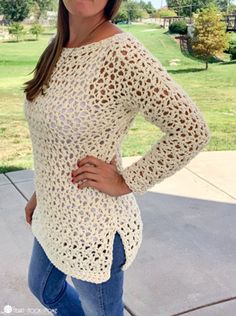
[23,0,211,315]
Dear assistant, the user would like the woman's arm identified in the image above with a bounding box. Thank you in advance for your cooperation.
[118,37,211,195]
[25,191,37,225]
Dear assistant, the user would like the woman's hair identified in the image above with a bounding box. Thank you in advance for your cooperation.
[23,0,122,102]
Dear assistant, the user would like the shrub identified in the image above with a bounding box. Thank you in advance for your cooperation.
[8,22,25,42]
[224,40,236,53]
[229,44,236,60]
[30,23,44,40]
[226,40,236,60]
[169,20,188,35]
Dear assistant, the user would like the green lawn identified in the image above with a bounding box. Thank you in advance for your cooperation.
[0,24,236,173]
[229,32,236,41]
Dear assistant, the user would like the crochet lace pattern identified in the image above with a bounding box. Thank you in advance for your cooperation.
[24,31,211,283]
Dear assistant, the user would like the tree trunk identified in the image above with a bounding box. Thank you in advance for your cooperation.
[205,60,208,70]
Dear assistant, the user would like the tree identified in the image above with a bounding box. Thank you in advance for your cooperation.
[138,0,148,10]
[49,0,59,12]
[145,1,156,15]
[215,0,232,12]
[191,3,230,69]
[34,0,55,17]
[0,0,30,22]
[166,0,182,15]
[8,22,25,41]
[114,1,156,22]
[228,3,236,14]
[28,1,41,21]
[0,2,3,14]
[118,1,143,23]
[137,0,156,15]
[166,0,232,16]
[156,7,177,18]
[30,23,44,40]
[114,4,129,23]
[166,0,208,16]
[27,0,56,19]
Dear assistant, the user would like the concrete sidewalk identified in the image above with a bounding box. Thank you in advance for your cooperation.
[0,150,235,316]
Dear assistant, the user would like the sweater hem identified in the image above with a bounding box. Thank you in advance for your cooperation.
[31,226,113,284]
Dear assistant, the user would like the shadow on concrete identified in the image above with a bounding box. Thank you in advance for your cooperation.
[0,168,235,316]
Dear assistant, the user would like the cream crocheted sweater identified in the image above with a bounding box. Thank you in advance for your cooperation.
[24,31,211,283]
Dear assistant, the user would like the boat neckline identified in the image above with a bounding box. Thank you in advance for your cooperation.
[62,31,132,51]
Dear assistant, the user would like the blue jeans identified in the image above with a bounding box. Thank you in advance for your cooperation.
[28,232,126,316]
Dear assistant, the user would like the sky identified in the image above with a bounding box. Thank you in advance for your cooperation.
[150,0,166,9]
[149,0,236,9]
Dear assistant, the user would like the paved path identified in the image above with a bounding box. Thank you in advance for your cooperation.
[0,150,235,316]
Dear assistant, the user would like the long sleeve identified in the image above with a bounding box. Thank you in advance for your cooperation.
[118,36,211,195]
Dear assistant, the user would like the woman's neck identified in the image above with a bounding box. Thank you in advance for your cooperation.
[67,13,110,47]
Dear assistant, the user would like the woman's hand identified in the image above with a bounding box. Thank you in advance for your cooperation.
[71,155,132,197]
[25,191,37,226]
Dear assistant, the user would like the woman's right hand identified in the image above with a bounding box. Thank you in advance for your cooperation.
[25,191,37,226]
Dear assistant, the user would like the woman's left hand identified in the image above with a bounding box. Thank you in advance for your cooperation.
[71,155,132,197]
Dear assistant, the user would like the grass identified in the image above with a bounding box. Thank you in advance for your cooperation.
[0,30,56,173]
[229,32,236,41]
[0,24,236,173]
